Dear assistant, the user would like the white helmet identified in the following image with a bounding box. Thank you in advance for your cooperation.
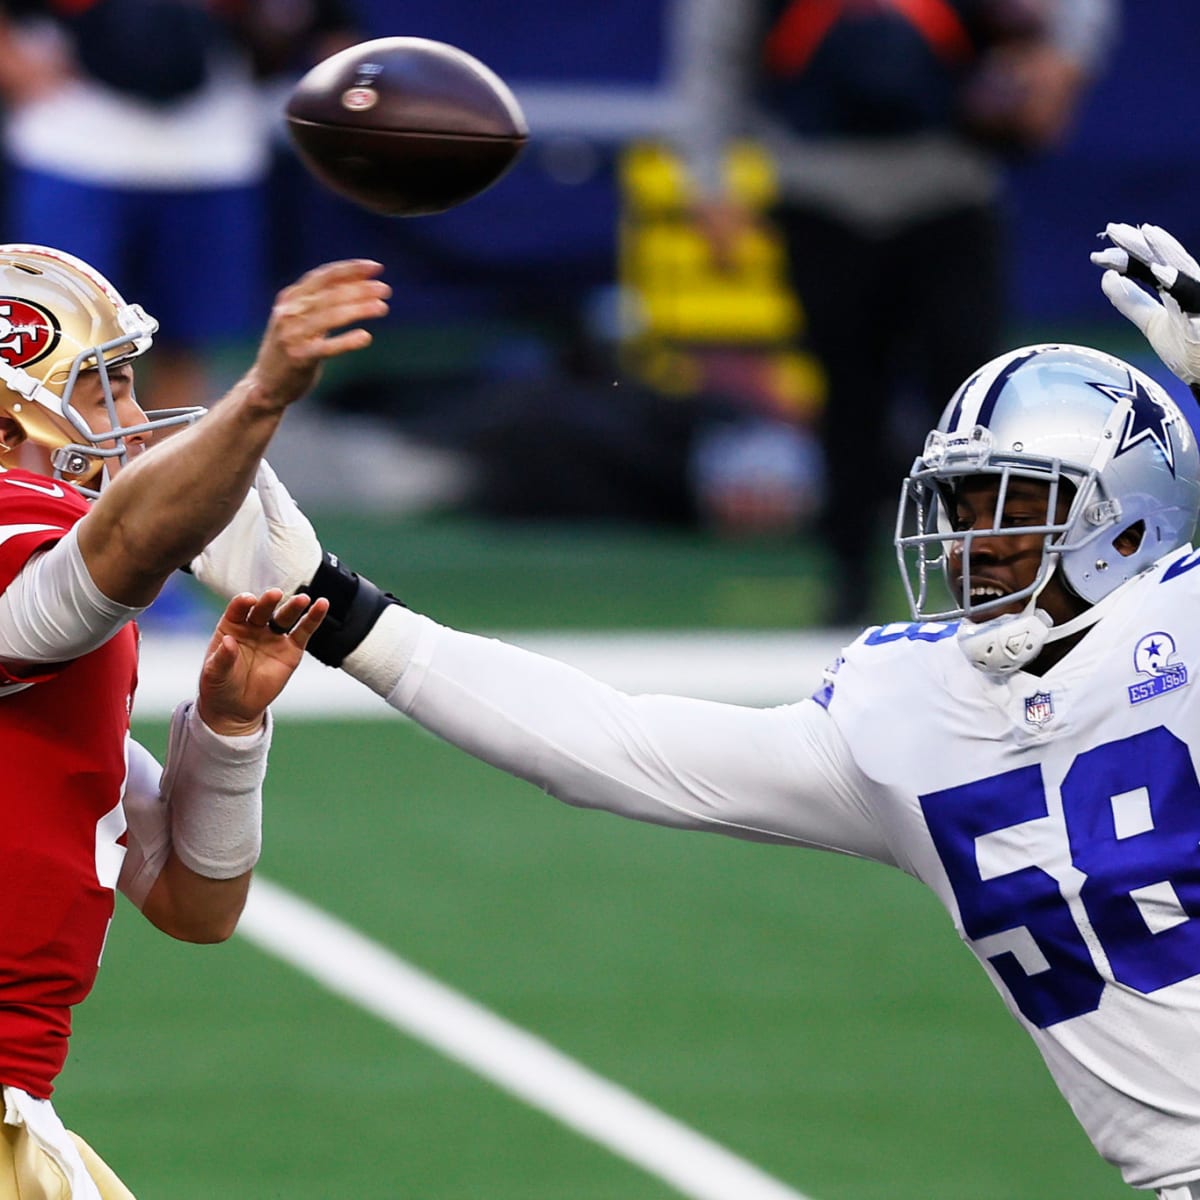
[896,343,1200,625]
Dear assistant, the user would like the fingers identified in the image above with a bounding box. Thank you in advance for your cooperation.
[296,258,386,286]
[1142,224,1200,276]
[224,589,327,647]
[274,264,391,334]
[237,589,288,630]
[282,595,329,651]
[1100,270,1160,335]
[1096,224,1200,315]
[220,591,268,627]
[257,260,391,398]
[1102,221,1153,262]
[1155,266,1200,316]
[1090,246,1125,270]
[204,633,239,676]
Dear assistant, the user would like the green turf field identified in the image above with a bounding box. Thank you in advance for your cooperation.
[57,517,1136,1198]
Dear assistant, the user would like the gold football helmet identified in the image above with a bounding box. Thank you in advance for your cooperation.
[0,244,204,489]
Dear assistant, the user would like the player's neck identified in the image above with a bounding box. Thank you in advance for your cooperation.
[1025,631,1085,676]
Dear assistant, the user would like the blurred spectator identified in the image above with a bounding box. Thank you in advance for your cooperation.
[671,0,1117,622]
[616,138,826,540]
[319,356,825,532]
[0,0,356,420]
[308,134,828,536]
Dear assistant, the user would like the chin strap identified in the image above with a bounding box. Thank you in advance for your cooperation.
[956,583,1124,677]
[956,606,1053,676]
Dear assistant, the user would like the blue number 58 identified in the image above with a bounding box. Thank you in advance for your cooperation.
[921,727,1200,1028]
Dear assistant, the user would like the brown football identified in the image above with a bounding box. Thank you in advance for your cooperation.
[285,37,528,217]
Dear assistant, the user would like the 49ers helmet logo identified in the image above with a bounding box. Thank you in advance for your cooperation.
[0,298,60,368]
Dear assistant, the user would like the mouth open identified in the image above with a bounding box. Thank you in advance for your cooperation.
[956,578,1023,617]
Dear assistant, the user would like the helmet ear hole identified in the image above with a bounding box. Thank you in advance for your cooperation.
[0,414,23,452]
[1114,520,1145,558]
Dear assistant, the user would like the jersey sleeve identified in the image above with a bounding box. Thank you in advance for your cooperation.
[0,477,142,681]
[391,619,898,865]
[0,474,84,684]
[0,478,78,592]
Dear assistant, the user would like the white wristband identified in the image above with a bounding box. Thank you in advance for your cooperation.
[159,699,271,879]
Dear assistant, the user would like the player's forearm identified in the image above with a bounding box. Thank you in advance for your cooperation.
[139,856,251,943]
[120,704,268,937]
[191,479,890,856]
[78,374,293,606]
[339,606,891,858]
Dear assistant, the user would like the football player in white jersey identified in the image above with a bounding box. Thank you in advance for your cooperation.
[194,224,1200,1198]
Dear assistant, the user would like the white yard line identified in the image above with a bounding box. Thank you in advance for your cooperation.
[240,877,815,1200]
[135,629,853,718]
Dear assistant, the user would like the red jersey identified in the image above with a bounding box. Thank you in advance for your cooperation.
[0,470,138,1097]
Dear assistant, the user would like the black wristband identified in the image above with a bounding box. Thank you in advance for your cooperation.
[1192,383,1200,406]
[301,551,405,668]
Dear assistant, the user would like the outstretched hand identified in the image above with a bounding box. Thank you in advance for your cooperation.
[248,259,391,408]
[1091,222,1200,385]
[197,589,329,737]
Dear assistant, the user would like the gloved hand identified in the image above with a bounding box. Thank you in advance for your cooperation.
[190,460,322,601]
[1091,222,1200,385]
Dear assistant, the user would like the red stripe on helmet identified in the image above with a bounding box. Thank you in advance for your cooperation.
[764,0,976,77]
[763,0,847,77]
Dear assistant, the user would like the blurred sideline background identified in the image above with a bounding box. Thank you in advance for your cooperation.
[10,0,1198,1196]
[145,0,1200,633]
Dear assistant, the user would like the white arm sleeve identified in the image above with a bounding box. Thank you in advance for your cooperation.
[118,704,272,908]
[119,737,172,908]
[345,608,894,864]
[0,525,144,663]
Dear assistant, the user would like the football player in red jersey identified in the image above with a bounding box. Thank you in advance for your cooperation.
[0,242,386,1197]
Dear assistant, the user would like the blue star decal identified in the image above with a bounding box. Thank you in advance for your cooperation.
[1089,372,1177,476]
[1146,639,1162,658]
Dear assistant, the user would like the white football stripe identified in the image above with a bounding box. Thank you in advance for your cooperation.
[240,876,816,1200]
[135,629,853,718]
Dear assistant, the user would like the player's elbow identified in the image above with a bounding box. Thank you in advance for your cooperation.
[155,903,244,944]
[180,909,243,943]
[139,861,251,943]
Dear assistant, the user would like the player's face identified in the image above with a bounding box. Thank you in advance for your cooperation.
[69,364,147,471]
[948,476,1088,627]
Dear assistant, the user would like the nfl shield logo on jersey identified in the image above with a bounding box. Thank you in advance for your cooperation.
[1024,691,1054,726]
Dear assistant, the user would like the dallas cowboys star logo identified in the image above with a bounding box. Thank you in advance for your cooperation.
[1088,372,1177,476]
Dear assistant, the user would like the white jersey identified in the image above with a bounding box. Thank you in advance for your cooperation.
[822,544,1200,1192]
[385,543,1200,1191]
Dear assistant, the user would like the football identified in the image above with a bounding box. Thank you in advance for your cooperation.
[285,37,528,217]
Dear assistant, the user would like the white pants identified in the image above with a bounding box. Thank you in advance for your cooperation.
[2,1088,103,1199]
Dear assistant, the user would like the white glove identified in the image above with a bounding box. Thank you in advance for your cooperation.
[190,460,322,601]
[1091,222,1200,385]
